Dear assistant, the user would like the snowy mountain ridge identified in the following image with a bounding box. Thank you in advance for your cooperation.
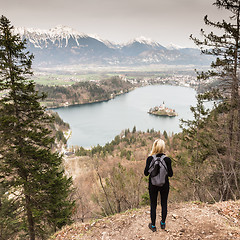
[166,43,185,50]
[126,36,163,48]
[14,25,88,38]
[13,25,212,67]
[14,25,89,49]
[14,26,165,49]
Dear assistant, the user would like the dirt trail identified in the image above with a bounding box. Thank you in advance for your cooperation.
[52,201,240,240]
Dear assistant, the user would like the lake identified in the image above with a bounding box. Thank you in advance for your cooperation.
[54,85,197,148]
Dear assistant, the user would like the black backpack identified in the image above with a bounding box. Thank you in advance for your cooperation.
[148,154,168,187]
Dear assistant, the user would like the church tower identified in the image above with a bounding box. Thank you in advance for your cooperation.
[162,101,165,109]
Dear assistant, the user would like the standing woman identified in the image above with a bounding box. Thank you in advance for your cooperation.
[144,139,173,232]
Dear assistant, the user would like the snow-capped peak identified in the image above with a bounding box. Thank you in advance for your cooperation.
[13,26,46,36]
[48,25,87,38]
[129,36,161,47]
[13,25,90,49]
[166,43,185,50]
[89,34,119,48]
[14,26,49,36]
[13,26,25,35]
[14,25,88,39]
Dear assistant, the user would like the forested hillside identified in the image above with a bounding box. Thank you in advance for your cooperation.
[64,129,163,221]
[49,111,70,149]
[60,122,240,220]
[53,127,240,239]
[36,77,135,108]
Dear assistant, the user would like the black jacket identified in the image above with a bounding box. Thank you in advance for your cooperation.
[144,153,173,186]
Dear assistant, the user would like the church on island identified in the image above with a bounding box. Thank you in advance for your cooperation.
[148,102,178,117]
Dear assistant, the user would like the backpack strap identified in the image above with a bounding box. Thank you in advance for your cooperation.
[148,154,167,173]
[158,155,168,174]
[149,154,158,169]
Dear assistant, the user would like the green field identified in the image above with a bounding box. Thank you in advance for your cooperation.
[31,65,200,86]
[32,73,112,86]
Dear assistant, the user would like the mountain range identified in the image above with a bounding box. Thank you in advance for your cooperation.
[15,25,212,67]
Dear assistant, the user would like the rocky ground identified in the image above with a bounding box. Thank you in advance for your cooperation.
[51,200,240,240]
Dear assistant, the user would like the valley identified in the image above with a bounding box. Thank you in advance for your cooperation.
[34,68,213,108]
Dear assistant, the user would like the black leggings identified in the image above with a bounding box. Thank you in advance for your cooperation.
[149,183,169,226]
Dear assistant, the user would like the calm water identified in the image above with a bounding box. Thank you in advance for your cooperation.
[54,85,197,148]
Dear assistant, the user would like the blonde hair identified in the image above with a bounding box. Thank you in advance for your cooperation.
[150,139,165,156]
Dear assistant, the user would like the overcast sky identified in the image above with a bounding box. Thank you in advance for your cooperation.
[1,0,229,47]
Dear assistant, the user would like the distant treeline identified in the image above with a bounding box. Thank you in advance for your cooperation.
[36,76,135,108]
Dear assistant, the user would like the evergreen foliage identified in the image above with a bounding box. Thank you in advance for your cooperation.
[0,184,20,240]
[180,94,214,201]
[184,0,240,201]
[0,16,74,239]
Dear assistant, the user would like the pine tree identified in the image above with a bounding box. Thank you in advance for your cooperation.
[180,94,212,201]
[190,0,240,145]
[189,0,240,200]
[0,16,74,239]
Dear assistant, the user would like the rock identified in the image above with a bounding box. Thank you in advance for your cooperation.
[172,213,178,219]
[90,221,96,227]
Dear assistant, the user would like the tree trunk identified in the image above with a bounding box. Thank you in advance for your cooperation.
[25,194,35,240]
[96,171,114,215]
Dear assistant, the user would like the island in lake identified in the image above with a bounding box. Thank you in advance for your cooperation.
[148,102,178,117]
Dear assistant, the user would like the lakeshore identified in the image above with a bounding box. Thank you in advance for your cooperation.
[38,70,207,109]
[53,85,196,148]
